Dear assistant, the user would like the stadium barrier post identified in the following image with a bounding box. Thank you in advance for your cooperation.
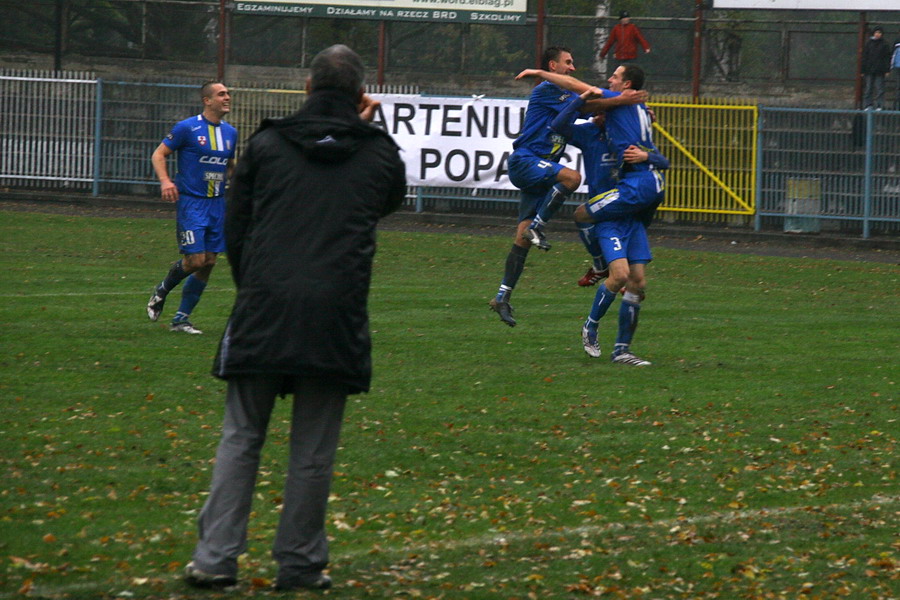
[92,78,103,197]
[863,109,874,239]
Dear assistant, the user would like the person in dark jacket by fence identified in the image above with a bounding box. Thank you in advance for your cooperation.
[183,44,406,593]
[862,26,892,109]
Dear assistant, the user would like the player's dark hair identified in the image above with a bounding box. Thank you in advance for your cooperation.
[621,64,645,91]
[200,80,225,100]
[541,46,572,71]
[310,44,365,98]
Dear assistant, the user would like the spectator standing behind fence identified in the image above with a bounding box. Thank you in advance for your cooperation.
[892,37,900,111]
[600,12,651,66]
[862,26,891,110]
[146,81,237,334]
[182,44,406,593]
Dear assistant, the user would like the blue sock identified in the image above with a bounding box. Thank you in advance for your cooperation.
[532,183,570,228]
[577,222,606,271]
[613,299,641,357]
[173,275,207,322]
[585,285,618,331]
[159,259,189,296]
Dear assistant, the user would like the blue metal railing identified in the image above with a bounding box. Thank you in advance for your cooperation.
[2,69,899,238]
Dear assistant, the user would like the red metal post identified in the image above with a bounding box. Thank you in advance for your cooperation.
[855,12,867,108]
[535,0,545,68]
[217,0,226,81]
[691,0,703,99]
[54,0,64,71]
[378,21,386,86]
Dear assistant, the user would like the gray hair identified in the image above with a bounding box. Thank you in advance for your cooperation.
[309,44,365,97]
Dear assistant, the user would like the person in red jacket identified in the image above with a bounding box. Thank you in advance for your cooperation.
[600,11,651,63]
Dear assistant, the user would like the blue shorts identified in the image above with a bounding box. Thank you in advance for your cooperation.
[593,219,652,264]
[583,170,665,223]
[176,195,226,255]
[507,151,565,222]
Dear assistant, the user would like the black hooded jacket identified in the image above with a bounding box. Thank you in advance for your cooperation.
[862,35,891,75]
[214,89,406,393]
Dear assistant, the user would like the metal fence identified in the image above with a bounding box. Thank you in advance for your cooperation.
[97,79,313,194]
[3,1,899,94]
[0,71,97,190]
[757,107,900,238]
[2,70,899,238]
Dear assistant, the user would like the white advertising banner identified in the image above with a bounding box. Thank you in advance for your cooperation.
[370,94,588,191]
[713,0,898,9]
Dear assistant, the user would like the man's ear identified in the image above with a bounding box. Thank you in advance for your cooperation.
[305,77,313,93]
[355,87,364,103]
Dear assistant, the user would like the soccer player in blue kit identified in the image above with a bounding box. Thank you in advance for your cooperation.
[489,48,646,327]
[516,64,664,235]
[147,81,237,334]
[551,86,669,366]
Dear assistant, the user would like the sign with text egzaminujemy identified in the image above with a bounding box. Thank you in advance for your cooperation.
[234,0,527,24]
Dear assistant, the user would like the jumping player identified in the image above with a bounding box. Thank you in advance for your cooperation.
[146,81,237,334]
[489,49,645,327]
[516,65,664,228]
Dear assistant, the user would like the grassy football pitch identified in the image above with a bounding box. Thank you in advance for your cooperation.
[1,210,897,599]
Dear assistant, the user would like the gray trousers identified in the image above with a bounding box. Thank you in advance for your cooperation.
[191,375,347,578]
[863,73,885,109]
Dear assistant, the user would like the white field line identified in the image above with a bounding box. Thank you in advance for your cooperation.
[6,494,898,599]
[338,492,900,559]
[0,276,742,301]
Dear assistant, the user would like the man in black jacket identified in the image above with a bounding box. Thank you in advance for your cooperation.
[184,44,406,592]
[862,26,892,110]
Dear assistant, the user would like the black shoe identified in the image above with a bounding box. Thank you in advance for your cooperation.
[183,561,237,589]
[522,227,551,251]
[274,572,332,591]
[146,287,166,321]
[489,298,516,327]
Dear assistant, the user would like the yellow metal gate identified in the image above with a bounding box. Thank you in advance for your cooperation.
[649,97,758,220]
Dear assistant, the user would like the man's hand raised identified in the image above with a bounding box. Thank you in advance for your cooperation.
[619,89,649,104]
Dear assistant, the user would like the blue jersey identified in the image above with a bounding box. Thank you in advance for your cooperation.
[552,96,669,197]
[162,114,238,199]
[551,98,617,197]
[601,91,658,172]
[512,81,577,161]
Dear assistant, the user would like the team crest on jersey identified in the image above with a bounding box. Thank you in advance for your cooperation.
[198,136,207,146]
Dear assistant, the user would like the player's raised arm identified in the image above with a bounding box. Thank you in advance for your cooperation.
[515,69,592,94]
[515,69,648,112]
[583,88,648,112]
